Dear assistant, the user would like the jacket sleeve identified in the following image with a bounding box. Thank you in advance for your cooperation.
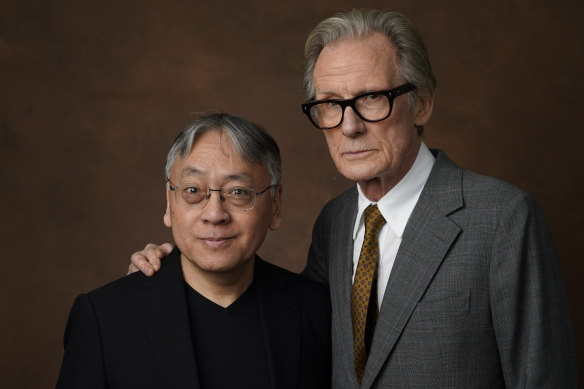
[489,192,577,388]
[55,294,107,389]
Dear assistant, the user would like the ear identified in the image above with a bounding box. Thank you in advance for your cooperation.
[413,90,435,127]
[163,189,172,228]
[268,185,282,231]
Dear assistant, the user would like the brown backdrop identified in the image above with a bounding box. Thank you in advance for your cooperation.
[1,0,583,387]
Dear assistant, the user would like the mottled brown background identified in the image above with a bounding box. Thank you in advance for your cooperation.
[1,0,583,387]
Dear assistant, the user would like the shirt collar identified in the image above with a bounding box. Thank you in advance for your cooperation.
[353,142,435,239]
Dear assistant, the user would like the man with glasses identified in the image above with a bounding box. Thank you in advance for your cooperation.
[129,9,576,388]
[56,113,331,389]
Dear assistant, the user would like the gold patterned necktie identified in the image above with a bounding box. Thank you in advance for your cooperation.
[351,204,386,384]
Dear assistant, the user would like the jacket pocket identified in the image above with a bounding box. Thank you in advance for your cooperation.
[410,289,470,322]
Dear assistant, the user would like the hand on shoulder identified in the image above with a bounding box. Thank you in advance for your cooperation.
[127,242,173,276]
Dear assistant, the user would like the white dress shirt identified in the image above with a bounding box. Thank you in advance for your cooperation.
[352,142,435,303]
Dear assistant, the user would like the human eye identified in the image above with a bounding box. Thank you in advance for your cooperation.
[357,92,388,110]
[310,98,344,128]
[181,184,205,204]
[227,187,252,197]
[224,187,253,207]
[316,100,341,116]
[363,92,383,101]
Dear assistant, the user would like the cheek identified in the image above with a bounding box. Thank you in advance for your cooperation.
[378,119,414,146]
[240,212,271,243]
[324,132,341,153]
[324,134,346,169]
[170,209,195,234]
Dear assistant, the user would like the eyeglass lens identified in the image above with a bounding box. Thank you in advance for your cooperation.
[177,185,256,210]
[309,92,391,128]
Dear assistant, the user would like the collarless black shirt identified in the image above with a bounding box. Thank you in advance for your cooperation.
[185,281,271,389]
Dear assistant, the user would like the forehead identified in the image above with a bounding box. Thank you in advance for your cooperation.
[313,32,398,96]
[171,131,268,183]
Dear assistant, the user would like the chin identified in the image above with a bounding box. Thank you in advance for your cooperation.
[202,256,254,274]
[336,164,379,182]
[180,248,246,273]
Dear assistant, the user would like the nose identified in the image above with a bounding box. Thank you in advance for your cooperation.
[200,190,230,224]
[340,106,366,137]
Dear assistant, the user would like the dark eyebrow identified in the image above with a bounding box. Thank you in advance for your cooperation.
[180,167,203,178]
[316,88,380,101]
[179,168,255,185]
[225,173,254,184]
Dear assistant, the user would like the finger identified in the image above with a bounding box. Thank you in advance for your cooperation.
[144,242,158,250]
[160,243,173,255]
[145,243,172,271]
[142,242,164,270]
[127,263,139,275]
[130,251,155,276]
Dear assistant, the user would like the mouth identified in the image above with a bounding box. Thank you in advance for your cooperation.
[198,236,235,248]
[342,149,374,158]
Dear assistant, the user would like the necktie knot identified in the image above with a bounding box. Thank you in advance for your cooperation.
[364,204,386,235]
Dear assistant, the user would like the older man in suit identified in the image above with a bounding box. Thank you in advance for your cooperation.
[130,9,577,388]
[56,113,331,389]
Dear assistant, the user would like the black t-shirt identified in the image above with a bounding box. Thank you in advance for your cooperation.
[185,281,270,389]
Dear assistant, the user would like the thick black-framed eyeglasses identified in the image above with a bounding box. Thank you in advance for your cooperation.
[167,179,277,211]
[301,83,416,130]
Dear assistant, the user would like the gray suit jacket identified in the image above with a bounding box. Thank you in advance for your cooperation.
[304,150,577,388]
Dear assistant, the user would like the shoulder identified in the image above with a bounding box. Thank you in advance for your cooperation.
[84,249,182,308]
[86,271,148,300]
[61,271,151,348]
[430,149,538,211]
[255,258,330,302]
[321,185,357,211]
[463,169,526,199]
[71,272,151,318]
[460,166,541,221]
[314,185,357,227]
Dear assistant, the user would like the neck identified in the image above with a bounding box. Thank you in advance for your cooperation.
[357,176,400,202]
[180,256,255,308]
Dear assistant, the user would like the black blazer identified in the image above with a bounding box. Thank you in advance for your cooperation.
[56,248,331,389]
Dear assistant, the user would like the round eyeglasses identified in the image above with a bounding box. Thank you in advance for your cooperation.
[167,180,277,211]
[301,83,416,130]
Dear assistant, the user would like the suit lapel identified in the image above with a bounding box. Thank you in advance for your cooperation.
[255,258,301,389]
[328,188,361,387]
[361,151,464,388]
[139,248,200,389]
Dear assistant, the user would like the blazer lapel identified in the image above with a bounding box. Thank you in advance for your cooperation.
[139,248,200,389]
[255,258,301,389]
[328,188,361,388]
[361,151,464,388]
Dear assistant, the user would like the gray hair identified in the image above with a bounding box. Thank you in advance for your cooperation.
[165,113,281,189]
[303,9,436,111]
